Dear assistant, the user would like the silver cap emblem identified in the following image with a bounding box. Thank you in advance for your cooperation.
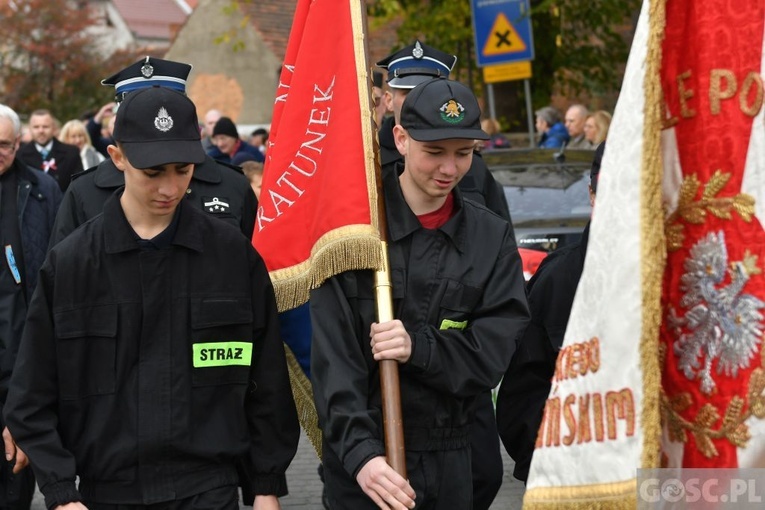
[141,56,153,78]
[412,41,424,59]
[154,107,174,132]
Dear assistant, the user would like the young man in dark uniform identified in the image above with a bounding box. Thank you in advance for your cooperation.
[4,87,299,510]
[310,78,529,509]
[50,57,257,247]
[375,42,514,510]
[376,41,511,223]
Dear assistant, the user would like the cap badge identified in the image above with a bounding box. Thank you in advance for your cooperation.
[141,63,154,78]
[140,56,154,78]
[440,100,465,124]
[154,107,174,132]
[412,41,424,59]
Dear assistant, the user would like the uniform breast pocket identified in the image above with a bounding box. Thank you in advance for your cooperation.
[55,304,118,400]
[190,298,253,387]
[438,280,483,330]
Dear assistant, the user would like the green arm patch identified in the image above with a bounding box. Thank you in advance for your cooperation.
[439,319,468,331]
[193,342,253,368]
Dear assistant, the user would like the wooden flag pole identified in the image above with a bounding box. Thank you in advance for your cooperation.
[351,0,407,478]
[375,245,407,477]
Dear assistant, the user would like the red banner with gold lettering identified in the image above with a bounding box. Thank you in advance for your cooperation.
[251,0,382,457]
[660,0,765,469]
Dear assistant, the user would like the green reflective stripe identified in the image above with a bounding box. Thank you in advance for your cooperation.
[440,319,468,331]
[193,342,252,368]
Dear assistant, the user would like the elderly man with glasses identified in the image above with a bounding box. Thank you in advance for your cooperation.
[0,103,62,510]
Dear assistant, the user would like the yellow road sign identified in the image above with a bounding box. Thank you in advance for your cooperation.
[482,13,527,57]
[483,61,532,83]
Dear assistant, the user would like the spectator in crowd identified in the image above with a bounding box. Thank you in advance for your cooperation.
[0,103,62,510]
[564,104,594,149]
[208,117,265,164]
[232,152,264,200]
[59,119,105,170]
[17,109,83,191]
[202,109,222,152]
[535,106,569,149]
[85,102,117,158]
[479,118,511,151]
[249,127,269,155]
[310,78,529,510]
[49,57,258,248]
[496,142,604,483]
[584,110,612,146]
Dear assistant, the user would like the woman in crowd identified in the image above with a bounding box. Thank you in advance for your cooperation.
[60,119,105,169]
[583,110,612,146]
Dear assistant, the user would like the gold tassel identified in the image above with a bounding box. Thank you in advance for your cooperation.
[285,345,322,458]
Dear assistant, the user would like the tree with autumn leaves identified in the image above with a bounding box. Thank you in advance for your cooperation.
[0,0,137,122]
[369,0,640,125]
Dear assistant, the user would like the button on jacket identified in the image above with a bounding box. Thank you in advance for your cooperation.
[49,155,257,247]
[5,194,299,508]
[310,165,530,479]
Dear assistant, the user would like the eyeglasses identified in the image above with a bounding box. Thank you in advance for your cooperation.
[0,141,16,153]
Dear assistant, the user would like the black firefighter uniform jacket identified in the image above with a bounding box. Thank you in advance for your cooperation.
[4,194,299,508]
[310,165,530,480]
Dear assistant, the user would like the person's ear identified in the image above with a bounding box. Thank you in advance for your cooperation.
[107,144,126,173]
[384,90,394,114]
[393,124,409,156]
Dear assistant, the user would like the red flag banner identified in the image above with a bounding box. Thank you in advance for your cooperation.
[524,0,765,507]
[252,0,383,312]
[660,0,765,469]
[252,0,382,457]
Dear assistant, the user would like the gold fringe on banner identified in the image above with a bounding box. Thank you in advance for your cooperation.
[524,480,638,510]
[269,225,383,312]
[285,345,322,458]
[638,0,667,474]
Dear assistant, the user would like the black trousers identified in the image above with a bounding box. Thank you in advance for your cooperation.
[323,442,472,510]
[470,390,504,510]
[0,462,35,510]
[85,485,239,510]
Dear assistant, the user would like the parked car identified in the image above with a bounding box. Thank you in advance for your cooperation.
[481,148,595,278]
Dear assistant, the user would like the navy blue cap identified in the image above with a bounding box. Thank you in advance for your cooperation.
[102,56,192,102]
[376,40,457,90]
[400,78,488,142]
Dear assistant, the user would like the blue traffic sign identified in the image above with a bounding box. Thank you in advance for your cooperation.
[471,0,535,67]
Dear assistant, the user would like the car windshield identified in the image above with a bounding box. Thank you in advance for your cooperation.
[482,148,594,277]
[501,165,592,225]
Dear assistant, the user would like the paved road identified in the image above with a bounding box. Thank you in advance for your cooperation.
[32,432,525,509]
